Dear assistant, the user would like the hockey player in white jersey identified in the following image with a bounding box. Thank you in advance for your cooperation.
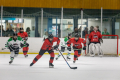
[4,33,29,64]
[56,33,72,60]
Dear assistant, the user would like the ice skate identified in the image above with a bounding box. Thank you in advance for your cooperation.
[30,63,34,66]
[25,54,28,58]
[49,63,54,68]
[73,60,76,63]
[9,60,13,64]
[56,55,61,60]
[66,56,71,61]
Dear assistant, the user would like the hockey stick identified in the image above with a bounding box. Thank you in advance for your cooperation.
[1,47,18,52]
[1,47,7,50]
[61,45,83,50]
[2,46,21,51]
[57,48,77,69]
[1,45,27,51]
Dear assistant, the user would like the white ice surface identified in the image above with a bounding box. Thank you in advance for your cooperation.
[0,54,120,80]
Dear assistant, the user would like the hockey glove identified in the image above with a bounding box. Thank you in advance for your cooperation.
[25,43,29,47]
[83,46,86,50]
[20,43,26,48]
[25,37,28,41]
[2,48,4,50]
[99,39,103,43]
[67,46,71,51]
[53,45,59,50]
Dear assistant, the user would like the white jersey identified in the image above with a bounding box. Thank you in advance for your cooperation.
[5,36,25,48]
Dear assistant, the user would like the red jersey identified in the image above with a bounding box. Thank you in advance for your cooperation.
[67,38,86,49]
[17,32,28,40]
[41,37,60,50]
[89,31,102,42]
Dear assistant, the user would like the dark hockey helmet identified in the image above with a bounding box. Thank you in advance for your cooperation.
[68,33,72,39]
[13,33,18,36]
[20,27,24,30]
[48,34,54,39]
[20,27,24,33]
[74,33,79,38]
[68,33,72,37]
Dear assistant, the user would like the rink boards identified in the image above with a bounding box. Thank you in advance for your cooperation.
[0,37,119,55]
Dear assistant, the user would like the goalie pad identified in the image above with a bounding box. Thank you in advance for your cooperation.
[89,43,103,56]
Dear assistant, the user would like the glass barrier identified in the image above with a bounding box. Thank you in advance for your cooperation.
[41,8,61,38]
[0,7,120,38]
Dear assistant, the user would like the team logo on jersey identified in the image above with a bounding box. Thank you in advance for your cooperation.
[13,43,18,45]
[94,34,98,38]
[74,44,80,47]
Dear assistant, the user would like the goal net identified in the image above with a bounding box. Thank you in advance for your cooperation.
[85,34,119,57]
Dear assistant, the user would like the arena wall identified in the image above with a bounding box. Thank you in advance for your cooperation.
[0,0,120,9]
[0,37,119,55]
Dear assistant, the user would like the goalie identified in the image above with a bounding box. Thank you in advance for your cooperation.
[5,33,29,64]
[89,27,103,57]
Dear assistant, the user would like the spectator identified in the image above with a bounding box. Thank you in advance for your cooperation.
[30,26,35,37]
[38,31,40,37]
[26,27,31,37]
[5,27,9,37]
[5,26,14,37]
[96,26,101,33]
[9,25,14,36]
[89,26,94,34]
[78,26,81,33]
[43,31,48,39]
[83,27,88,38]
[0,25,5,37]
[72,27,81,37]
[102,28,109,39]
[102,28,109,35]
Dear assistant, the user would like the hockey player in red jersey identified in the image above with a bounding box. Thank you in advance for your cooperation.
[17,28,29,58]
[30,34,60,68]
[67,33,86,63]
[89,27,103,56]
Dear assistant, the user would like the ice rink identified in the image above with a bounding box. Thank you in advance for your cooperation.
[0,54,120,80]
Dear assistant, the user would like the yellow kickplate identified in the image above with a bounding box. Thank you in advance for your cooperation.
[0,52,75,55]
